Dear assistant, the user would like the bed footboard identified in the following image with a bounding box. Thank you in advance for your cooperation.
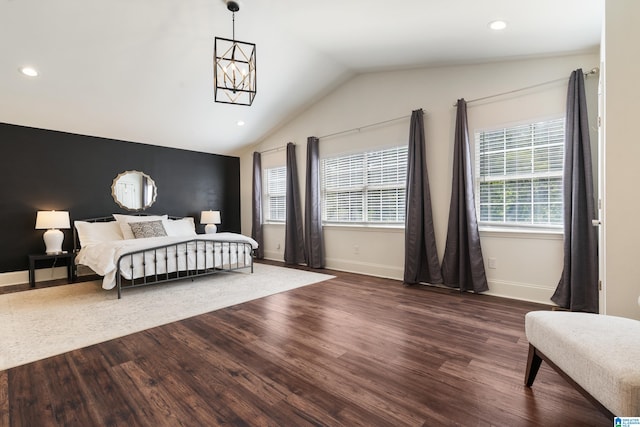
[115,239,254,299]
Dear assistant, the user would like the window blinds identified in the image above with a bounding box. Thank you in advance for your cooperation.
[264,166,286,221]
[322,146,407,223]
[477,118,564,226]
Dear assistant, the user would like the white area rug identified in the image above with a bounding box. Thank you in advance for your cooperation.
[0,263,333,370]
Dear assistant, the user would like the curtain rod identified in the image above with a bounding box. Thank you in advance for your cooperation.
[259,110,424,153]
[454,67,600,107]
[258,145,287,155]
[318,110,424,140]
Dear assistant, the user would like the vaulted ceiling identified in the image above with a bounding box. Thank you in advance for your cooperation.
[0,0,603,155]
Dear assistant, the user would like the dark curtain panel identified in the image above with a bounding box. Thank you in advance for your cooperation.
[304,136,325,268]
[251,152,264,259]
[284,142,307,264]
[441,99,489,293]
[551,69,598,313]
[404,109,443,285]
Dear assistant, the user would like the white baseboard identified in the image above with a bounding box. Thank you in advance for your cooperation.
[263,250,284,262]
[324,257,403,281]
[262,255,554,306]
[0,270,28,287]
[263,253,403,281]
[0,267,69,288]
[483,279,555,306]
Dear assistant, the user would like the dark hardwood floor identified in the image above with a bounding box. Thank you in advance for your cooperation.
[0,278,71,295]
[0,263,610,426]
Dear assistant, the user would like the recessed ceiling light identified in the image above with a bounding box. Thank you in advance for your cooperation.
[20,66,39,77]
[489,20,507,31]
[237,120,245,126]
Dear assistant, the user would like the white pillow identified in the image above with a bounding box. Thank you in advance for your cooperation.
[75,221,124,247]
[112,214,169,239]
[165,217,197,237]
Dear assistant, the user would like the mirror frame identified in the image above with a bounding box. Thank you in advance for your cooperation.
[111,170,157,211]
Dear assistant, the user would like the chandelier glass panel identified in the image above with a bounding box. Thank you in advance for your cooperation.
[214,1,256,106]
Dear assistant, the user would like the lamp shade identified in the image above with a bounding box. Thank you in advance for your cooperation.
[200,210,221,225]
[35,211,70,230]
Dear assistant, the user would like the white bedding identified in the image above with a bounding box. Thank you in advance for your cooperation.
[75,232,258,290]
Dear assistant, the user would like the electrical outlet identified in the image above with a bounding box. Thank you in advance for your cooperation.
[276,243,281,250]
[353,245,359,255]
[488,258,497,269]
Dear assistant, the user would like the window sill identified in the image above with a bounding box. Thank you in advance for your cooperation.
[322,223,404,233]
[262,222,404,233]
[479,226,563,240]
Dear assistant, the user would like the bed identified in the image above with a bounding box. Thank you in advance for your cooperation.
[73,214,258,298]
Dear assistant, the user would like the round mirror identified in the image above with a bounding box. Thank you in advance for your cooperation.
[111,170,157,211]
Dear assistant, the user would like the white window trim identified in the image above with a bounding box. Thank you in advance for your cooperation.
[322,223,405,232]
[263,166,286,224]
[322,221,405,229]
[479,226,563,240]
[321,146,408,226]
[474,117,565,233]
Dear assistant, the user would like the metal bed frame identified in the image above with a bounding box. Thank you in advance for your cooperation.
[73,215,254,298]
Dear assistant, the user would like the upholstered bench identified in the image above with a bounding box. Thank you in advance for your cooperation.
[524,311,640,418]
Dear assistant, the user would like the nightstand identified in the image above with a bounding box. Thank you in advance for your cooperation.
[28,252,76,288]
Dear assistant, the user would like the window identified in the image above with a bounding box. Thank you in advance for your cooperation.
[264,166,286,222]
[321,146,407,224]
[476,118,564,228]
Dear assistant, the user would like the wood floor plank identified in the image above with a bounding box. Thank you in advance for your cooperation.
[140,326,287,425]
[39,356,96,426]
[117,359,211,426]
[2,263,612,426]
[148,319,326,426]
[175,316,346,426]
[64,348,144,426]
[0,370,8,427]
[8,361,58,427]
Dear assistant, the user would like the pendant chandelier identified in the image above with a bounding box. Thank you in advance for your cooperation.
[214,1,256,106]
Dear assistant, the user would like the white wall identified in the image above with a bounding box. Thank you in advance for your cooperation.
[236,53,599,305]
[601,0,640,320]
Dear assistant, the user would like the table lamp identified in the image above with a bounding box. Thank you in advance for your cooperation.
[35,210,70,254]
[201,210,221,234]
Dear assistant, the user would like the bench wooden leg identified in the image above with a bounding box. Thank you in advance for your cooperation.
[524,343,615,420]
[525,343,543,387]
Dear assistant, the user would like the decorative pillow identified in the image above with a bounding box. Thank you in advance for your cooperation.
[165,217,197,237]
[74,221,124,247]
[112,214,168,239]
[128,220,167,239]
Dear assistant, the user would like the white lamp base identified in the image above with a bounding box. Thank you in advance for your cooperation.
[43,229,64,254]
[204,224,218,234]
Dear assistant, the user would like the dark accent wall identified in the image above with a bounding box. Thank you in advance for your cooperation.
[0,122,240,273]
